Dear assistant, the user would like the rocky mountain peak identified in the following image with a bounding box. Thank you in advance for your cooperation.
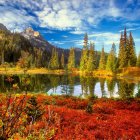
[24,27,40,37]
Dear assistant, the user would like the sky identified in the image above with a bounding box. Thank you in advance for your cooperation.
[0,0,140,54]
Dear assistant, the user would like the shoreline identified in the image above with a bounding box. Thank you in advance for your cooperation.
[0,67,140,81]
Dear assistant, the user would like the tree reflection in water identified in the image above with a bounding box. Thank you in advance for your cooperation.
[0,74,137,98]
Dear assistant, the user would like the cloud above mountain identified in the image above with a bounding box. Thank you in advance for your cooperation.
[0,0,139,31]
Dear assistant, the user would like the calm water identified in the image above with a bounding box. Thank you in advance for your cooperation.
[0,74,140,98]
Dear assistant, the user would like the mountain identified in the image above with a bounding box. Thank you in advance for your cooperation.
[21,27,81,64]
[0,23,81,66]
[21,27,55,53]
[0,23,8,31]
[0,23,107,68]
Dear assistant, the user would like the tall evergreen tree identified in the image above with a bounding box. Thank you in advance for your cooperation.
[136,52,140,67]
[0,30,9,64]
[83,33,88,49]
[9,33,21,64]
[35,48,43,67]
[60,52,65,69]
[80,33,89,70]
[106,43,116,72]
[49,48,59,69]
[68,48,75,70]
[118,33,127,68]
[124,28,130,64]
[87,42,96,71]
[124,28,128,45]
[99,47,106,70]
[118,29,136,68]
[128,32,136,66]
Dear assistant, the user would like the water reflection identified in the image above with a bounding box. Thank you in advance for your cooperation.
[0,74,138,98]
[99,78,106,97]
[118,80,135,99]
[106,78,116,98]
[80,76,97,97]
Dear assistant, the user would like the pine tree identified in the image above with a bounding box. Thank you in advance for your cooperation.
[125,28,130,66]
[60,52,65,69]
[87,42,96,71]
[49,48,54,69]
[118,29,136,68]
[123,28,130,66]
[106,43,116,72]
[128,32,136,66]
[124,28,128,45]
[49,48,59,69]
[25,96,43,123]
[68,48,75,70]
[99,47,106,70]
[80,33,89,71]
[83,33,88,49]
[118,33,127,68]
[0,30,9,64]
[55,50,59,69]
[136,52,140,67]
[35,48,43,67]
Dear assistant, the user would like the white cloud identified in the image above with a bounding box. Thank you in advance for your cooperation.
[35,7,82,30]
[88,32,120,52]
[34,0,122,30]
[50,41,65,45]
[73,40,83,47]
[89,32,120,43]
[41,30,55,34]
[0,6,37,32]
[52,32,120,50]
[0,0,140,32]
[0,0,44,11]
[70,30,85,35]
[119,27,140,32]
[108,0,121,17]
[124,22,140,28]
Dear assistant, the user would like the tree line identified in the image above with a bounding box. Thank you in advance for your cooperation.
[68,28,140,72]
[0,28,140,71]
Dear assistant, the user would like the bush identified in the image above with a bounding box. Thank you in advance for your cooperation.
[25,96,44,123]
[85,102,93,114]
[87,94,98,101]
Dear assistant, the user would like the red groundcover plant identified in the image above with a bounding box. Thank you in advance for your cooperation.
[0,93,140,139]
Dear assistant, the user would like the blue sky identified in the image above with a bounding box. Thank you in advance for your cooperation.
[0,0,140,54]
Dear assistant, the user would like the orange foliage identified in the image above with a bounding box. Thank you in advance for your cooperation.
[0,94,140,139]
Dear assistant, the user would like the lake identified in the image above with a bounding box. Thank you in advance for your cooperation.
[0,74,139,98]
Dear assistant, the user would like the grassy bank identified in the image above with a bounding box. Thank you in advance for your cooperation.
[1,67,140,81]
[0,67,66,75]
[0,93,140,139]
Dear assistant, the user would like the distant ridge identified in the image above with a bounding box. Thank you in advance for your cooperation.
[0,23,8,31]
